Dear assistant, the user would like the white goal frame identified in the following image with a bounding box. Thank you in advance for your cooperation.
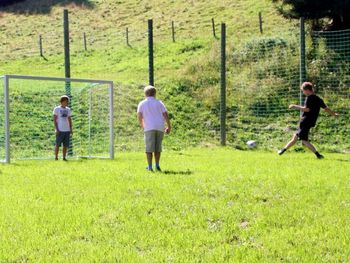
[1,74,114,163]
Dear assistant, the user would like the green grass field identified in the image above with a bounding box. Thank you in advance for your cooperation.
[1,148,349,262]
[1,2,349,260]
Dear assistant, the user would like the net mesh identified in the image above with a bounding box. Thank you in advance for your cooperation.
[228,32,301,150]
[224,29,350,153]
[0,76,112,161]
[1,9,349,154]
[308,29,350,152]
[0,76,4,160]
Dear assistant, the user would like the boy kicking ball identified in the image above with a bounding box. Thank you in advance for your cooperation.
[137,85,171,172]
[278,82,339,159]
[53,95,73,161]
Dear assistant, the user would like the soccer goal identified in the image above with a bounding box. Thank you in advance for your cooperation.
[0,75,114,163]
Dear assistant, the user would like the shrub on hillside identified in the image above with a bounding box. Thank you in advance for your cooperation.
[233,37,290,64]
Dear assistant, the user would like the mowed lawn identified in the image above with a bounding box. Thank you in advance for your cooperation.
[0,148,349,262]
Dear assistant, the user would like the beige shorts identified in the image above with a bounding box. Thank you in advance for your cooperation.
[144,130,164,153]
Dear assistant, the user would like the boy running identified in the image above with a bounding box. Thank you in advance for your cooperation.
[137,85,171,171]
[53,95,73,161]
[278,82,339,158]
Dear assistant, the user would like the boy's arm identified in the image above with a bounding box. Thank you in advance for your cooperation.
[163,112,171,134]
[68,116,73,134]
[54,115,59,134]
[289,104,310,112]
[324,107,340,117]
[138,112,144,129]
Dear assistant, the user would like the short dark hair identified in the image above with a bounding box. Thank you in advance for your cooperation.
[60,95,70,103]
[301,82,314,91]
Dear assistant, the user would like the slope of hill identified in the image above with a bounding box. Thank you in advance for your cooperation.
[0,0,349,154]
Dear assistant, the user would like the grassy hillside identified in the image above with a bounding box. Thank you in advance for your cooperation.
[0,0,298,80]
[0,0,349,154]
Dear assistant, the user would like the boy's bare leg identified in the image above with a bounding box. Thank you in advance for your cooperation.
[284,134,298,150]
[302,140,324,159]
[146,152,153,169]
[154,152,161,170]
[63,146,68,160]
[279,134,298,155]
[55,146,59,160]
[301,140,317,153]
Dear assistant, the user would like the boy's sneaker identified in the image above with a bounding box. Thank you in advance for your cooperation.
[146,167,154,172]
[315,152,324,159]
[155,166,162,172]
[278,149,286,155]
[316,154,324,159]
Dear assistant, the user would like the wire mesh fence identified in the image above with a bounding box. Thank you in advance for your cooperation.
[0,76,4,160]
[0,10,349,154]
[227,31,301,150]
[307,29,350,152]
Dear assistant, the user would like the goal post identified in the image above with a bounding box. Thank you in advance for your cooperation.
[1,74,114,163]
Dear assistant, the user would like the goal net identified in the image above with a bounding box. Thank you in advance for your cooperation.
[0,75,114,163]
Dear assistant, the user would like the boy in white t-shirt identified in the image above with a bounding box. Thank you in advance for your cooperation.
[53,95,73,161]
[137,86,171,171]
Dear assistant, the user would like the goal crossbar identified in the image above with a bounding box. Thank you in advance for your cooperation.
[1,75,114,85]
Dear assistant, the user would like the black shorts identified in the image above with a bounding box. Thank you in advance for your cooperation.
[296,122,312,141]
[56,131,70,147]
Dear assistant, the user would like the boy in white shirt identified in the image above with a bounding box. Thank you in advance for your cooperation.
[53,95,73,161]
[137,86,171,171]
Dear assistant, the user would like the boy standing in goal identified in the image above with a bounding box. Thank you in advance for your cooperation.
[53,95,73,161]
[137,85,171,171]
[278,82,339,158]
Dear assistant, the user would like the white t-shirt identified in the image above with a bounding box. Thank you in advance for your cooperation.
[53,106,72,132]
[137,97,167,132]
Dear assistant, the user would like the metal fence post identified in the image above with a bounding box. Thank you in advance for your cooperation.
[148,19,154,86]
[64,9,71,82]
[300,17,306,112]
[64,9,73,156]
[259,12,263,34]
[126,27,130,46]
[171,21,175,42]
[212,18,216,38]
[83,32,87,51]
[39,35,43,57]
[220,23,226,146]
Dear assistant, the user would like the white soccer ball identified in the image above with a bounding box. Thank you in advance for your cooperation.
[246,140,257,149]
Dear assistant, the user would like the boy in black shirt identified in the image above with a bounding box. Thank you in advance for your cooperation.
[278,82,339,158]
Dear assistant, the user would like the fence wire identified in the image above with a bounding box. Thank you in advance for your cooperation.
[1,10,349,153]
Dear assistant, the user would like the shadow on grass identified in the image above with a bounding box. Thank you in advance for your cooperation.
[0,0,95,14]
[4,157,115,166]
[162,170,193,175]
[335,158,350,163]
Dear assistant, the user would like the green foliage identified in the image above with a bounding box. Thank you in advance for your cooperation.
[271,0,350,29]
[235,37,288,63]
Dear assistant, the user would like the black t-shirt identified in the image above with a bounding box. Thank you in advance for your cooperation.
[301,94,327,127]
